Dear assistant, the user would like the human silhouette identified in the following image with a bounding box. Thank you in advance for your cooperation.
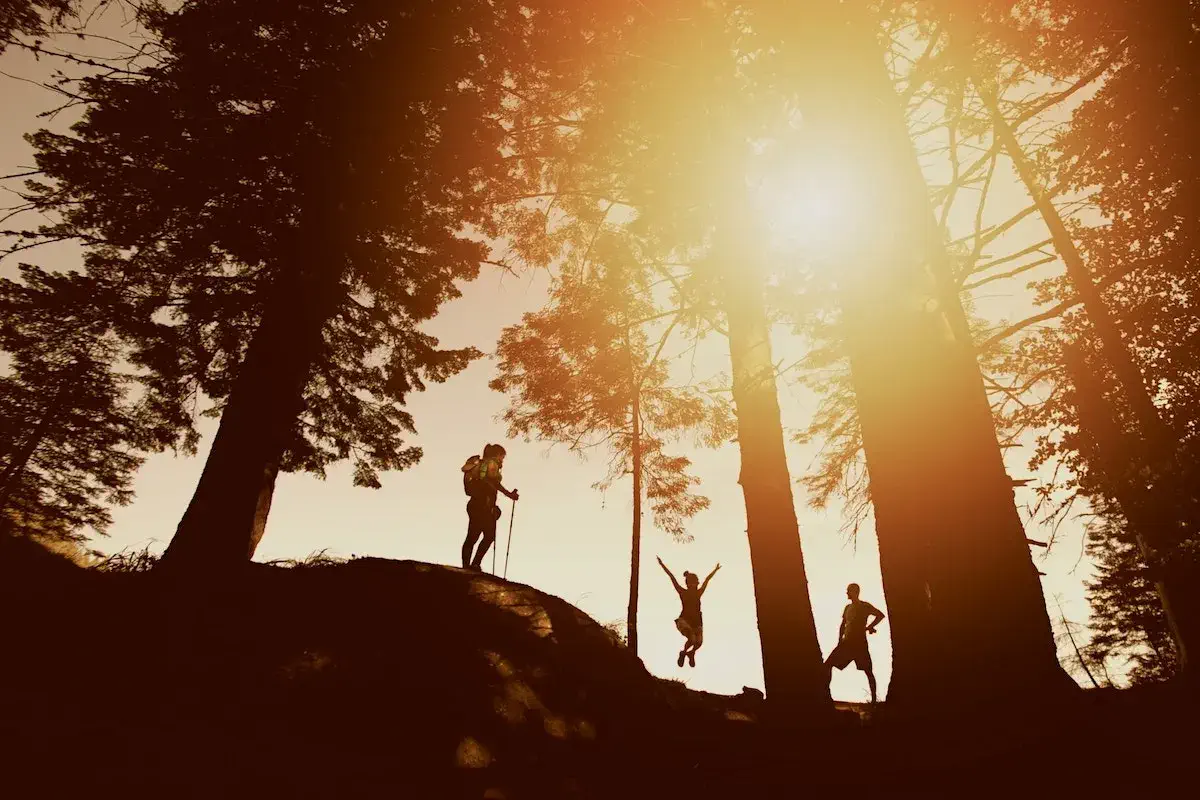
[657,556,720,667]
[461,443,519,571]
[824,582,885,703]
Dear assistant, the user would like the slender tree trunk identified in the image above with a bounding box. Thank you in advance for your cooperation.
[982,88,1170,445]
[773,0,1070,706]
[720,245,829,712]
[160,249,343,570]
[628,390,642,656]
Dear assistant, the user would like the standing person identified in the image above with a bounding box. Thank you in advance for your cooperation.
[461,443,519,571]
[825,583,886,703]
[657,556,720,667]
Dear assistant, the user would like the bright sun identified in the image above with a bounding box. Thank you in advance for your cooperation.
[754,156,866,256]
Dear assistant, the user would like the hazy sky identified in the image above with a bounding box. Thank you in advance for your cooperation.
[0,8,1101,701]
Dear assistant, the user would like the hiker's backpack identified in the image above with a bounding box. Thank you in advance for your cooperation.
[462,455,483,497]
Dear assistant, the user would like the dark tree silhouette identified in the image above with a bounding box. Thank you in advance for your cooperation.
[0,0,74,51]
[493,3,833,710]
[759,0,1070,705]
[928,0,1200,672]
[0,266,166,541]
[18,0,627,567]
[1084,507,1179,684]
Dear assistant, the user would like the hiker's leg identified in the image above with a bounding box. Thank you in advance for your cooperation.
[470,517,498,570]
[461,527,481,568]
[470,531,495,569]
[866,669,878,703]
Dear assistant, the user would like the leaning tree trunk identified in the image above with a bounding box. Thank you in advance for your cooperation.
[985,92,1197,671]
[160,248,342,570]
[719,242,829,712]
[773,0,1071,706]
[627,388,644,656]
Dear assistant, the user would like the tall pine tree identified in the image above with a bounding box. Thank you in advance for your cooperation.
[18,0,632,567]
[492,236,733,656]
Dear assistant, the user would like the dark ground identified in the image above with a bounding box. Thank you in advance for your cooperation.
[1,532,1193,798]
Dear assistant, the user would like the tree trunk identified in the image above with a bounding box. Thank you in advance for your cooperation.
[721,251,829,712]
[160,253,342,570]
[985,92,1197,672]
[628,390,642,656]
[982,87,1171,446]
[773,0,1070,706]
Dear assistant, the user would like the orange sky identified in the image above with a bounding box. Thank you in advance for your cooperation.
[0,10,1104,701]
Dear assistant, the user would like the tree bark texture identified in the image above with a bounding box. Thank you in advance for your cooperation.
[161,251,342,570]
[774,0,1071,705]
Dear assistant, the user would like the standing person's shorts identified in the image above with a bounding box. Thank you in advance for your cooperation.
[675,616,703,646]
[827,637,872,672]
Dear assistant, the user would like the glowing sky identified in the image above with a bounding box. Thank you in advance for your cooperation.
[0,10,1103,702]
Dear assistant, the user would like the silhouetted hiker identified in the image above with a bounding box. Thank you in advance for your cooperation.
[461,443,519,571]
[825,582,885,703]
[657,556,720,667]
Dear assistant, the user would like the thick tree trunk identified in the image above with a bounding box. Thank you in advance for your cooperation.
[774,0,1070,706]
[628,391,642,656]
[721,258,829,712]
[160,256,342,570]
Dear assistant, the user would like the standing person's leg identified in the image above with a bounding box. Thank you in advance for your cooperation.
[826,641,852,691]
[856,646,876,703]
[470,508,499,570]
[462,504,483,568]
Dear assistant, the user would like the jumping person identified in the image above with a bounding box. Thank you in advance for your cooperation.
[461,443,518,571]
[825,582,885,703]
[657,556,720,668]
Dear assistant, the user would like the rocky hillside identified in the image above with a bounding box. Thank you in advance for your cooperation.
[1,533,1192,798]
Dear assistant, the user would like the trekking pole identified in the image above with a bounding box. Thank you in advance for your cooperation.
[502,497,516,580]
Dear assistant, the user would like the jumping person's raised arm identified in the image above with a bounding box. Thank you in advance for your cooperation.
[867,604,885,634]
[699,563,721,595]
[657,556,683,594]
